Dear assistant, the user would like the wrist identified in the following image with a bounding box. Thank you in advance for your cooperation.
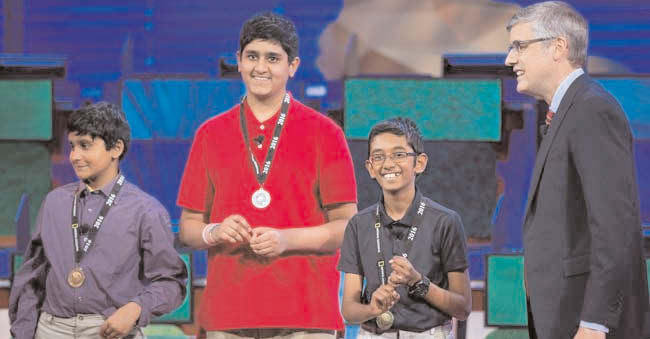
[202,223,219,246]
[408,271,423,287]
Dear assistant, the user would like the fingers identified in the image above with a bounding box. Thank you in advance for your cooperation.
[249,229,284,257]
[217,215,253,243]
[372,284,400,312]
[100,321,120,339]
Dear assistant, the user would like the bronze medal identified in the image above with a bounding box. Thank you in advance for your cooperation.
[67,267,85,288]
[376,311,394,330]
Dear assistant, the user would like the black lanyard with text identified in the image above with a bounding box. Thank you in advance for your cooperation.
[70,175,125,264]
[239,93,291,186]
[374,198,426,285]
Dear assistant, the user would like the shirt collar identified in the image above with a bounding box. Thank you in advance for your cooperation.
[378,188,423,228]
[77,173,124,202]
[549,68,584,112]
[243,92,292,125]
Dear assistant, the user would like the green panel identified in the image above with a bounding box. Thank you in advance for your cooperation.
[0,142,51,236]
[344,79,501,141]
[0,79,52,140]
[13,254,24,277]
[154,253,192,323]
[486,255,528,327]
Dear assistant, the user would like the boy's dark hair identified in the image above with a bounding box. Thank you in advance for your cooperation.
[239,12,299,63]
[367,117,424,157]
[67,101,131,160]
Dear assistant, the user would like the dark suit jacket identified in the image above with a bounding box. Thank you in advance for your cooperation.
[523,73,649,339]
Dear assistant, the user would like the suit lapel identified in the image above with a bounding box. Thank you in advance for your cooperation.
[523,74,590,219]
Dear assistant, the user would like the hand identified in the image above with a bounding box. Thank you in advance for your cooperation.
[573,327,606,339]
[250,227,288,257]
[211,215,252,244]
[99,302,141,338]
[368,284,400,316]
[389,256,421,286]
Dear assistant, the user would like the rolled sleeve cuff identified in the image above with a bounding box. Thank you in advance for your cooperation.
[130,297,152,327]
[580,320,609,333]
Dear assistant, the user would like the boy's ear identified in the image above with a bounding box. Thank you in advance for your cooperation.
[288,56,300,78]
[365,159,377,180]
[414,153,428,174]
[110,140,125,160]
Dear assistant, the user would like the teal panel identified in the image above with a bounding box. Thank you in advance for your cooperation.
[646,258,650,296]
[485,329,530,339]
[596,78,650,139]
[0,142,51,237]
[486,255,528,327]
[0,79,52,140]
[154,252,192,323]
[344,79,502,141]
[122,79,245,139]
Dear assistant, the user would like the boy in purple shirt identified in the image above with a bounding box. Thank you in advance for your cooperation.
[9,102,187,339]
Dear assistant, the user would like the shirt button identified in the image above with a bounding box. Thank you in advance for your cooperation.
[78,296,83,301]
[88,208,92,212]
[260,125,265,130]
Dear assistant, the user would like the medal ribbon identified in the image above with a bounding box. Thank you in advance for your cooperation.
[239,93,291,187]
[373,198,426,285]
[70,174,125,264]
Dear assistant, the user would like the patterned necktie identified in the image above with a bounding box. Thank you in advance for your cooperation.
[545,110,555,125]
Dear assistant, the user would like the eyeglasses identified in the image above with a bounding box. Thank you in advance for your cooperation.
[369,152,418,165]
[507,37,555,55]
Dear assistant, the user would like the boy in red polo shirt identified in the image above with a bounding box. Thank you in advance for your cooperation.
[177,12,358,339]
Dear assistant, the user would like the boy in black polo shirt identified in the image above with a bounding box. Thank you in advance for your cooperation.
[338,117,472,339]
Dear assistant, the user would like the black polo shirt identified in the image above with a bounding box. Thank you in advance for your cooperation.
[338,189,468,332]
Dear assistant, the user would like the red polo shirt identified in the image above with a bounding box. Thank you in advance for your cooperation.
[177,95,357,330]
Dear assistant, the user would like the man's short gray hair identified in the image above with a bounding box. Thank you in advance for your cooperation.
[507,1,588,67]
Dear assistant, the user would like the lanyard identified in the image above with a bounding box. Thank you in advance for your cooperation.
[70,175,125,264]
[374,198,426,285]
[239,93,291,186]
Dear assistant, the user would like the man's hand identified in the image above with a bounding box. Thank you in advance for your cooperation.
[368,284,400,317]
[574,327,606,339]
[250,227,288,257]
[99,302,141,339]
[211,215,252,244]
[389,256,421,286]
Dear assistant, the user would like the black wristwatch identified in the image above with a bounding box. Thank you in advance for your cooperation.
[408,274,430,299]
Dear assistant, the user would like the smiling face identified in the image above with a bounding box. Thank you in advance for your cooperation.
[505,22,557,102]
[68,132,122,189]
[237,39,300,104]
[366,132,427,196]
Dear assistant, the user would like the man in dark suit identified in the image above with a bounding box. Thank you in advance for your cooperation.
[504,2,649,339]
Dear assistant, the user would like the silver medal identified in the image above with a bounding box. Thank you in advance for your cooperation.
[252,188,271,209]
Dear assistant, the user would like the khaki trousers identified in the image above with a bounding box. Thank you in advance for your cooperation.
[208,328,336,339]
[357,323,453,339]
[35,311,143,339]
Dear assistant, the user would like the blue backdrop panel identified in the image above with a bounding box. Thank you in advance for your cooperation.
[121,79,245,139]
[344,78,502,141]
[596,78,650,139]
[120,140,191,220]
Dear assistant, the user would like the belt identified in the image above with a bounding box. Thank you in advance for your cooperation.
[360,322,451,335]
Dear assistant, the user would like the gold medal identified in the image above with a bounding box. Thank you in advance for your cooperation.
[376,311,394,330]
[67,267,85,288]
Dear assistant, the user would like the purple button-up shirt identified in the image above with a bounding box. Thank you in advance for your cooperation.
[9,176,187,339]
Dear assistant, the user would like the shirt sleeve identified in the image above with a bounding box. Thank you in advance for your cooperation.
[177,124,211,212]
[337,217,363,275]
[129,203,188,326]
[317,119,357,207]
[439,212,469,273]
[9,200,50,339]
